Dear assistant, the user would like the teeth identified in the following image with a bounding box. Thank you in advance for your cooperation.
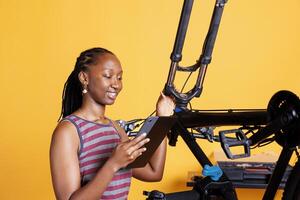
[107,92,117,99]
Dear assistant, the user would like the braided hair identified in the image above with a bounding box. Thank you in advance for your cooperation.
[59,47,114,120]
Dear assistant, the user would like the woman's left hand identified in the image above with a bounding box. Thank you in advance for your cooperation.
[156,92,176,116]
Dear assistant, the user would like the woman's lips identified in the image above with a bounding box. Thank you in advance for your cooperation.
[107,91,117,100]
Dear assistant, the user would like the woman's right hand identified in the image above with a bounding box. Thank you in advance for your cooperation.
[107,133,150,171]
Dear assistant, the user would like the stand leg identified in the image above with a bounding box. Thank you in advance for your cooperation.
[262,146,293,200]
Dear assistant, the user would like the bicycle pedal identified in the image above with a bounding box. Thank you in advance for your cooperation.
[219,129,250,159]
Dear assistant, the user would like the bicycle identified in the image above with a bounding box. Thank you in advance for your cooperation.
[120,0,300,199]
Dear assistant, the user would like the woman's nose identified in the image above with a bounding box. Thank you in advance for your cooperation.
[111,77,121,89]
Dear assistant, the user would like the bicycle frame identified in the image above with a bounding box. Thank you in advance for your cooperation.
[146,0,300,199]
[168,107,298,200]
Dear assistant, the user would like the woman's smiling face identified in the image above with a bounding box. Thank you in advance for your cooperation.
[85,53,123,106]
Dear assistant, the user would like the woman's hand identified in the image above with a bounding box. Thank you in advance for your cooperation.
[132,92,175,181]
[156,92,176,116]
[107,133,150,171]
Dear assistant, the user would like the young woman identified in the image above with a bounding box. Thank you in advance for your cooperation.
[50,47,175,200]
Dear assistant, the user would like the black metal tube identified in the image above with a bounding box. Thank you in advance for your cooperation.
[249,117,283,146]
[262,146,293,200]
[199,0,227,65]
[170,0,194,62]
[165,190,200,200]
[165,0,228,108]
[177,109,268,128]
[173,120,237,198]
[174,122,213,166]
[249,108,299,146]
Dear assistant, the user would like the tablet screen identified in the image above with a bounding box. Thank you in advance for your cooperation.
[127,116,176,168]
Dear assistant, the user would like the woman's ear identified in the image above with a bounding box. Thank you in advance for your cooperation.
[78,71,88,85]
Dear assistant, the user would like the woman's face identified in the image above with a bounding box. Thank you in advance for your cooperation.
[86,53,123,106]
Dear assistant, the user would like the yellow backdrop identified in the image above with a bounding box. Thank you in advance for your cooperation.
[0,0,299,199]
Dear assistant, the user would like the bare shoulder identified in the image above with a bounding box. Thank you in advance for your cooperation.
[51,120,79,152]
[50,120,81,199]
[52,120,77,139]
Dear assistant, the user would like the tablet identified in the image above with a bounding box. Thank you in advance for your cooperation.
[127,116,177,168]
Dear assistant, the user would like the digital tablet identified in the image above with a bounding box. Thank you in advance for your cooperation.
[127,116,177,168]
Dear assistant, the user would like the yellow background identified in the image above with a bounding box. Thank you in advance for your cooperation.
[1,0,299,199]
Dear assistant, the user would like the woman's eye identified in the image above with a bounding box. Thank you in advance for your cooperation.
[104,74,111,78]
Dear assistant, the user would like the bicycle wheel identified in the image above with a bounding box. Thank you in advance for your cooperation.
[282,159,300,200]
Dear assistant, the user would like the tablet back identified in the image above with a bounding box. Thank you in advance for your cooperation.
[127,116,176,168]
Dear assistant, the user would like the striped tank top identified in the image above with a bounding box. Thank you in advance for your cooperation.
[64,115,132,200]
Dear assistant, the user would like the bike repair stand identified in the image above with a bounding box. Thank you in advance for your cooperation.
[144,106,238,200]
[144,0,238,199]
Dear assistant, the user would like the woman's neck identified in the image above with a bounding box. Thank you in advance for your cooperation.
[76,97,107,122]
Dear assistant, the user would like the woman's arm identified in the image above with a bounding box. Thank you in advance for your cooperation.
[132,138,167,182]
[133,92,175,182]
[50,121,149,200]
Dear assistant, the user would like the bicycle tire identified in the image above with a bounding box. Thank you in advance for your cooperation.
[282,159,300,200]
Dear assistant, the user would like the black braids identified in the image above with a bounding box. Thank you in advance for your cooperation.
[59,70,82,119]
[59,47,115,121]
[59,56,87,120]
